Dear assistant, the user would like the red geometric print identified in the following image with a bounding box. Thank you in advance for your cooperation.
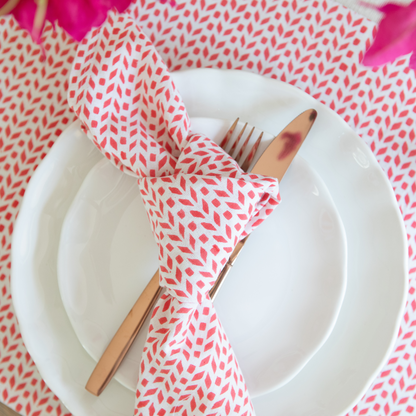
[136,136,279,415]
[68,14,190,179]
[68,15,280,414]
[1,0,416,415]
[0,18,77,416]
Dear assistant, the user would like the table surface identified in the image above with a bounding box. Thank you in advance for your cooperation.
[1,0,415,415]
[0,403,18,416]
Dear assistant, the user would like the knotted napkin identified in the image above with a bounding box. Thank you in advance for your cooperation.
[68,13,280,416]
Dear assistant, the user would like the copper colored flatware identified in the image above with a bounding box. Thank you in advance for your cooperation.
[86,109,317,396]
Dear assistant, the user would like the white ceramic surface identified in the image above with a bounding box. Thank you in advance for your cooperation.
[12,69,408,416]
[57,118,347,398]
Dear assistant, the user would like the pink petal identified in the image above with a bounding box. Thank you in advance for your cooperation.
[9,0,41,42]
[46,0,111,41]
[377,3,403,14]
[109,0,133,12]
[409,52,416,69]
[362,0,416,67]
[6,0,168,43]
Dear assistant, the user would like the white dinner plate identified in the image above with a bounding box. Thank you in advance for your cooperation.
[12,69,407,416]
[57,118,347,398]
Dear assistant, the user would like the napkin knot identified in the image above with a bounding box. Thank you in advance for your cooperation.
[139,134,279,305]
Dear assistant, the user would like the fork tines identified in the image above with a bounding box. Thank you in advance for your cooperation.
[220,118,263,172]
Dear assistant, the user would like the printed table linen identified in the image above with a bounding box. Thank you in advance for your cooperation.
[68,14,280,414]
[1,1,416,415]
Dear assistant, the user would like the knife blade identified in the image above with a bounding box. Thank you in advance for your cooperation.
[86,108,318,396]
[209,108,317,298]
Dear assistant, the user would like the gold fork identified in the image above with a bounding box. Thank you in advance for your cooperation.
[86,119,266,396]
[209,119,263,299]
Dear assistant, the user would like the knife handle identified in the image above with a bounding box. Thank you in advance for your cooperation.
[85,270,162,396]
[85,240,245,396]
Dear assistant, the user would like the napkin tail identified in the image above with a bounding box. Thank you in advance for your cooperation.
[136,294,255,416]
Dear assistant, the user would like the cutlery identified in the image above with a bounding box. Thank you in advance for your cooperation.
[86,109,318,396]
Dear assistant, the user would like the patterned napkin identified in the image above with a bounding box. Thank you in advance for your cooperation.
[68,14,280,415]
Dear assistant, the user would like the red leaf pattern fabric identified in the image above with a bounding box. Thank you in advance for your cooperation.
[1,1,416,415]
[68,14,280,415]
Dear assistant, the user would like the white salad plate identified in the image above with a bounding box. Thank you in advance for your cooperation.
[12,69,407,416]
[57,118,347,398]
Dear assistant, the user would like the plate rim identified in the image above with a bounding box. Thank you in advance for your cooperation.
[56,118,348,397]
[12,68,408,416]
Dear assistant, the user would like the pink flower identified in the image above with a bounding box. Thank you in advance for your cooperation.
[0,0,176,43]
[362,1,416,69]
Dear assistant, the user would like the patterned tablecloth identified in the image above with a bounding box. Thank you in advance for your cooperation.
[0,0,415,415]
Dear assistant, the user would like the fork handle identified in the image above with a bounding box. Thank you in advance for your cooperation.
[209,236,248,300]
[85,270,162,396]
[85,239,246,396]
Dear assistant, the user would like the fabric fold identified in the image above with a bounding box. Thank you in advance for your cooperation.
[68,13,280,415]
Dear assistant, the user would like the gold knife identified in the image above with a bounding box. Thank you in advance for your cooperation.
[86,108,318,396]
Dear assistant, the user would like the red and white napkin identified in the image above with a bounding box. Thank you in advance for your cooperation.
[68,13,280,415]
